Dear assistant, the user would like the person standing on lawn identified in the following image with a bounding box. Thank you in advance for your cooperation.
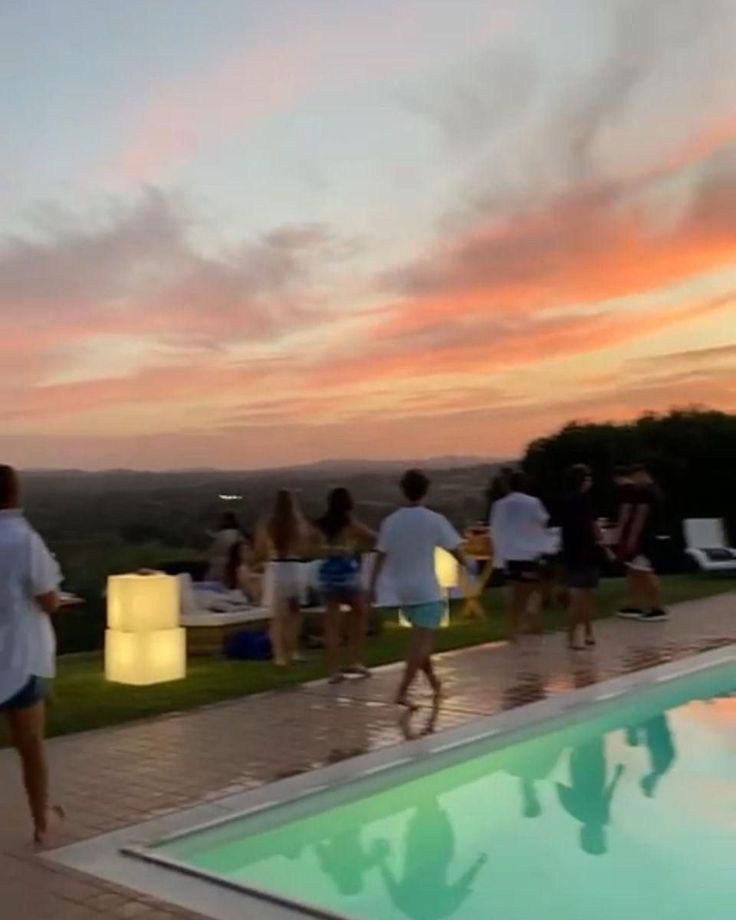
[489,470,549,641]
[615,464,668,622]
[0,465,64,845]
[370,469,466,709]
[560,464,610,650]
[255,490,314,667]
[315,487,376,685]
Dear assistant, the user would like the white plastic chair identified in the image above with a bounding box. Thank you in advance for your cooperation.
[683,518,736,573]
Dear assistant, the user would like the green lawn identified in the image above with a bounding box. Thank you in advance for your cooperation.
[4,575,734,744]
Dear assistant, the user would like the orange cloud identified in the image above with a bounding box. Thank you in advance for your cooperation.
[380,150,736,340]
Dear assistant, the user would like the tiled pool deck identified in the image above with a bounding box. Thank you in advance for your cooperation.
[1,591,734,919]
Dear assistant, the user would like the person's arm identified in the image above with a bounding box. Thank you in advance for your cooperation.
[35,590,60,615]
[368,551,387,604]
[30,532,62,615]
[615,501,633,541]
[351,519,377,550]
[439,517,468,570]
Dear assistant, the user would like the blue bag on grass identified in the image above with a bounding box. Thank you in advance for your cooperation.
[224,630,272,661]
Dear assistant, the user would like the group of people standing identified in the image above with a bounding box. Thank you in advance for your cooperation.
[0,457,670,846]
[206,470,464,709]
[489,463,667,651]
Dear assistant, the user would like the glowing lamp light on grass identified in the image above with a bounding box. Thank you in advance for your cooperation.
[105,572,186,685]
[398,548,458,629]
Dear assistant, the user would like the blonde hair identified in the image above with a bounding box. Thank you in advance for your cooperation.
[266,489,307,557]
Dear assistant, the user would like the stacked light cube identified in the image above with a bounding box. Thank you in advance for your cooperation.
[105,572,186,685]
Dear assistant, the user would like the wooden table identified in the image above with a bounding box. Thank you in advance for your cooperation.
[460,553,494,620]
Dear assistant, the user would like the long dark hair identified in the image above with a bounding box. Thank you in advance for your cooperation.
[316,487,354,541]
[224,540,244,590]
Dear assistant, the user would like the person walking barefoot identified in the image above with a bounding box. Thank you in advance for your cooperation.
[370,469,466,709]
[0,465,65,845]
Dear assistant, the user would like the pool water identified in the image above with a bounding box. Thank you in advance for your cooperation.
[153,666,736,920]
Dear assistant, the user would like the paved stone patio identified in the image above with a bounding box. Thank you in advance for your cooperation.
[0,591,734,919]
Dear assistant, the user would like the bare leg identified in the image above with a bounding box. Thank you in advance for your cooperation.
[420,655,442,699]
[526,586,544,634]
[5,702,58,844]
[641,572,661,609]
[625,568,643,608]
[324,598,342,681]
[628,569,661,610]
[286,599,303,663]
[270,600,289,666]
[583,589,595,643]
[395,627,434,706]
[346,594,368,670]
[567,589,584,649]
[509,582,536,640]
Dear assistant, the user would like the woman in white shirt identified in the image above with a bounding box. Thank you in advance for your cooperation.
[0,465,64,845]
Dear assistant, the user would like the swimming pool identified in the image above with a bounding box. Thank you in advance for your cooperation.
[125,660,736,920]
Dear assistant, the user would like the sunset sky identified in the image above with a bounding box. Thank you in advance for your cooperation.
[1,0,735,470]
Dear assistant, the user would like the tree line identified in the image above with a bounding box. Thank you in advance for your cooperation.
[520,408,736,546]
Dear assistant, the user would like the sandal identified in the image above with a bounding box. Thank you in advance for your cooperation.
[342,664,371,678]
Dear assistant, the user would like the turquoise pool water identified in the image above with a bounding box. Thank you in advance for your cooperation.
[153,666,736,920]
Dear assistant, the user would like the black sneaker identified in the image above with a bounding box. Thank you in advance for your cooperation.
[617,606,644,619]
[637,608,669,622]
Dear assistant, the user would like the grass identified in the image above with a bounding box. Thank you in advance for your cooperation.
[3,575,733,744]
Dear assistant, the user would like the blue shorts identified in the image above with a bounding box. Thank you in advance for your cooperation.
[403,601,445,630]
[0,676,45,713]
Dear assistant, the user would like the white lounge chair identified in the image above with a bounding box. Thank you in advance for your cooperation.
[683,519,736,573]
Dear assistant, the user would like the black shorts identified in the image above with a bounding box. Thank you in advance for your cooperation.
[505,560,541,583]
[564,564,600,589]
[0,676,45,713]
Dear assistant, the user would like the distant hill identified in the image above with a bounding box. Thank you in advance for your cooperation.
[25,455,510,478]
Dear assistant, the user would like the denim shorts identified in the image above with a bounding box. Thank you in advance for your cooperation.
[402,601,445,630]
[0,676,45,713]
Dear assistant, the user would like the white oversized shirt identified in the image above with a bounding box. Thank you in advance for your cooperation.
[489,492,549,564]
[376,506,461,606]
[0,510,61,705]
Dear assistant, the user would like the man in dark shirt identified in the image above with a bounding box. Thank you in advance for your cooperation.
[615,465,667,622]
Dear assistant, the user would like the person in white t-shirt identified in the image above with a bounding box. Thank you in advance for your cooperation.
[370,469,465,709]
[489,470,549,641]
[0,465,64,845]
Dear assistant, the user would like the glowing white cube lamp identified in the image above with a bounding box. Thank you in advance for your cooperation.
[105,572,186,685]
[398,548,457,629]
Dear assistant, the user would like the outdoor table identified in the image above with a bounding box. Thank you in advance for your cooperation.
[461,552,494,620]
